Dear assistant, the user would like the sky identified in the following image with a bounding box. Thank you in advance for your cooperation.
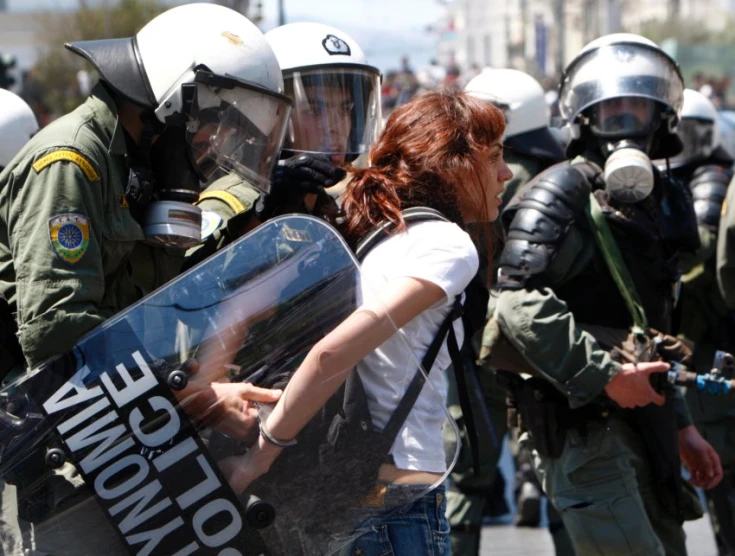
[5,0,450,73]
[258,0,448,71]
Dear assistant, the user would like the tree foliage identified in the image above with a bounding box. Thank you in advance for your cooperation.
[633,16,735,46]
[33,0,166,117]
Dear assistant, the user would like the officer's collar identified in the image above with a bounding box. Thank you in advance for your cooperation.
[89,82,128,156]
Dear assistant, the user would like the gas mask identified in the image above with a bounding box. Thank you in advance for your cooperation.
[126,126,203,249]
[602,140,655,203]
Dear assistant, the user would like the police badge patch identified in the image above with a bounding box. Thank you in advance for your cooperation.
[200,210,222,240]
[48,213,90,264]
[322,34,351,56]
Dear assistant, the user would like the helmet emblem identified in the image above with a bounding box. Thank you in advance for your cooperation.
[322,34,351,56]
[221,31,244,46]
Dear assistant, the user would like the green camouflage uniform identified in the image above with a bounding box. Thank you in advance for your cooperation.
[0,83,183,555]
[446,151,573,556]
[0,83,183,368]
[493,154,702,556]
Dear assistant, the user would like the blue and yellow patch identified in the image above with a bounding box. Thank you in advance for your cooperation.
[48,213,90,264]
[200,210,222,240]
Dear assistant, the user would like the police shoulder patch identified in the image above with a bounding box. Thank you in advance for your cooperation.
[32,149,100,181]
[200,210,222,240]
[48,213,90,264]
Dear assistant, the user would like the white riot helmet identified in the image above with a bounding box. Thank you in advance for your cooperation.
[667,89,725,168]
[465,68,549,138]
[265,22,381,163]
[0,89,38,168]
[66,3,292,191]
[465,68,565,161]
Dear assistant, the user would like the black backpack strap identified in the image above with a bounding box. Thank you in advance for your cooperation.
[382,303,489,477]
[355,207,450,262]
[447,325,489,477]
[382,296,464,442]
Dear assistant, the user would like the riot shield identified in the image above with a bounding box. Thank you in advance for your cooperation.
[0,215,460,556]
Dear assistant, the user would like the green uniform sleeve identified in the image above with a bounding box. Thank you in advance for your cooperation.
[183,176,260,271]
[7,149,109,368]
[717,180,735,308]
[495,286,622,408]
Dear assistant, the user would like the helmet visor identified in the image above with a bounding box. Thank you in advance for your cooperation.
[668,118,716,167]
[284,67,381,163]
[588,97,661,138]
[559,43,684,123]
[186,73,293,193]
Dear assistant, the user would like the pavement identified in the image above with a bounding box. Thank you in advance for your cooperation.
[478,516,717,555]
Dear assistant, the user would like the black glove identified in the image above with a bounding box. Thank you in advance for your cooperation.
[256,153,346,220]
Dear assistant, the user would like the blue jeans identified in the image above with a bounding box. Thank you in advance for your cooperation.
[340,483,450,556]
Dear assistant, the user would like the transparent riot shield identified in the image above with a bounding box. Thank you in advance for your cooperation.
[0,215,460,556]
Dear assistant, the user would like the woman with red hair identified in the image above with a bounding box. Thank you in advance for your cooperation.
[222,90,511,554]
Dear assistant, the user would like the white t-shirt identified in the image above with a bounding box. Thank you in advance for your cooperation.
[357,220,479,472]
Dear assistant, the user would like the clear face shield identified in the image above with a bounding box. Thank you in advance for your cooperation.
[185,72,294,193]
[284,67,382,164]
[559,42,684,129]
[588,97,661,139]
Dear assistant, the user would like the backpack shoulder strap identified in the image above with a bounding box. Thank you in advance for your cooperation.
[381,296,463,442]
[354,206,450,262]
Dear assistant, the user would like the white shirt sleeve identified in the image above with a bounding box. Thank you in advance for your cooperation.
[395,221,479,299]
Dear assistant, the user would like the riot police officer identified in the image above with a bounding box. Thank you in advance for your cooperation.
[185,21,382,270]
[491,34,722,555]
[0,4,288,553]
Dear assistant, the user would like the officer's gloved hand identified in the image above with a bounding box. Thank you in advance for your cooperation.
[256,153,346,220]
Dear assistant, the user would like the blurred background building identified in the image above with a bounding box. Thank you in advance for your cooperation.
[440,0,735,79]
